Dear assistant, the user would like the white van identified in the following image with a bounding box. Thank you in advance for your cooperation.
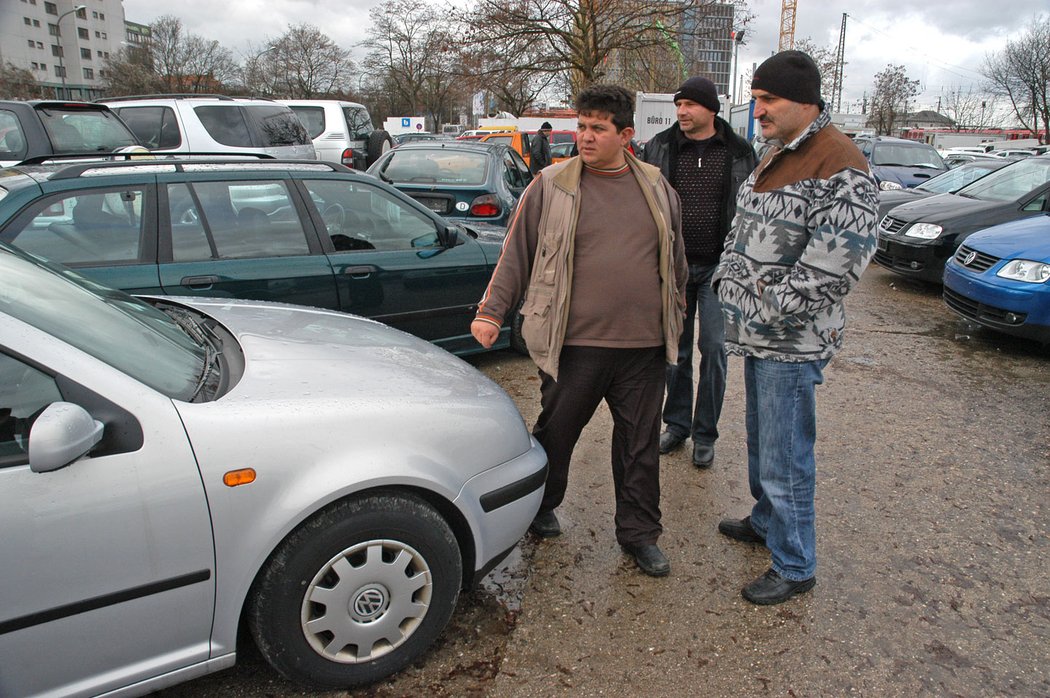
[101,95,316,160]
[279,100,393,170]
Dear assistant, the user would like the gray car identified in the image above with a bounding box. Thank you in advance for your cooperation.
[0,244,546,696]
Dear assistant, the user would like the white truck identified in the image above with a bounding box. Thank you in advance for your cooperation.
[383,116,428,136]
[634,92,677,144]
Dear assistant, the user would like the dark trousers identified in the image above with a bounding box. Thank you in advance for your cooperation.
[533,345,665,546]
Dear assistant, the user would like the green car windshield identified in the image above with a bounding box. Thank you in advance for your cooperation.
[0,245,204,400]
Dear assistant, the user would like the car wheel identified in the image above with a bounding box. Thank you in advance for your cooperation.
[248,493,462,689]
[509,301,527,355]
[366,130,394,167]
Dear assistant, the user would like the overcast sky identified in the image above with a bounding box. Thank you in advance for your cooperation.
[121,0,1046,112]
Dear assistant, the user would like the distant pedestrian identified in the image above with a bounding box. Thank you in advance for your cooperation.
[642,76,757,469]
[529,121,553,175]
[713,51,879,604]
[472,85,687,577]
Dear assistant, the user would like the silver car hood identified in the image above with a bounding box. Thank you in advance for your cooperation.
[158,297,533,478]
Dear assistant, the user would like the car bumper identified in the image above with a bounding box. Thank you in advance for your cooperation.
[943,261,1050,343]
[457,436,547,582]
[873,235,952,283]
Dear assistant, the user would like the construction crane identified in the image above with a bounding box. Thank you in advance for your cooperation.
[778,0,797,52]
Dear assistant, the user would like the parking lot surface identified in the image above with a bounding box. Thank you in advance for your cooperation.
[161,264,1049,697]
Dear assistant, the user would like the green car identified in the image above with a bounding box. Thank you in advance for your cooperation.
[0,157,518,356]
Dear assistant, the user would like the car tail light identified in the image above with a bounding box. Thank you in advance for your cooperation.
[340,148,355,167]
[470,195,500,217]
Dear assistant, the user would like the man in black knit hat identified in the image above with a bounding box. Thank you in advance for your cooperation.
[642,77,757,469]
[529,121,553,175]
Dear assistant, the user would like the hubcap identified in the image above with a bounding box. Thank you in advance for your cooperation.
[301,539,432,663]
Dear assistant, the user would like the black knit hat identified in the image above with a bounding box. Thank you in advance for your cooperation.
[673,76,721,114]
[539,121,553,131]
[751,50,822,105]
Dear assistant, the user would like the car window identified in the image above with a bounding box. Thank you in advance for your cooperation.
[483,135,513,147]
[509,149,531,184]
[958,158,1050,203]
[167,180,310,260]
[504,151,527,188]
[246,105,311,147]
[194,106,253,147]
[343,106,374,140]
[0,352,63,466]
[0,247,203,399]
[0,110,28,160]
[289,106,325,140]
[36,107,140,154]
[916,165,997,194]
[872,144,944,168]
[550,132,575,145]
[1021,189,1048,212]
[302,179,441,252]
[378,150,489,186]
[1,189,145,266]
[114,106,182,149]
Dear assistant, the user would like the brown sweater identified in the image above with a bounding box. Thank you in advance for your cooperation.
[564,164,663,347]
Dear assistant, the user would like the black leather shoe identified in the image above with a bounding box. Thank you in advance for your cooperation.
[658,430,686,454]
[529,510,561,538]
[742,568,815,605]
[621,543,670,577]
[717,516,765,545]
[692,442,714,468]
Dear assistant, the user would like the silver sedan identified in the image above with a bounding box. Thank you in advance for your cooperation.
[0,244,546,696]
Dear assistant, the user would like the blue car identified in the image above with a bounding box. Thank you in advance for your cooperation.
[854,135,947,190]
[943,214,1050,344]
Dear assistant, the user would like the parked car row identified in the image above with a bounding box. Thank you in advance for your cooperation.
[873,154,1050,344]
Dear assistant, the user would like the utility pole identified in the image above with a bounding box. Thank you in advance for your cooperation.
[831,13,846,112]
[56,5,86,99]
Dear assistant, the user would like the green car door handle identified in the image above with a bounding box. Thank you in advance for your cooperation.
[344,266,376,279]
[181,275,220,289]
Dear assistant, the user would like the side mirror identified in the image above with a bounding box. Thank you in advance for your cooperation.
[440,224,464,248]
[28,402,104,473]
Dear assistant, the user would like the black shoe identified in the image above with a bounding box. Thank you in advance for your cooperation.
[742,568,815,605]
[658,430,686,454]
[529,510,561,538]
[621,543,670,577]
[692,442,714,469]
[717,516,765,545]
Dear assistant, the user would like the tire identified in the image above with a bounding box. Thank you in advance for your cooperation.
[509,301,528,355]
[247,493,462,689]
[366,130,393,167]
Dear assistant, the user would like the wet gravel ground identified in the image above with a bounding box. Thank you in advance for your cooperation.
[160,265,1049,697]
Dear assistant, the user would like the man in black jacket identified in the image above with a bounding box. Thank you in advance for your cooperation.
[529,121,553,175]
[642,76,757,469]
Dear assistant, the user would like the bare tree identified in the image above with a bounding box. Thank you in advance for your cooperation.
[258,25,355,99]
[867,64,919,135]
[100,45,162,97]
[467,0,741,92]
[147,15,235,94]
[984,15,1050,143]
[939,86,999,131]
[0,62,47,100]
[460,35,561,116]
[794,39,839,101]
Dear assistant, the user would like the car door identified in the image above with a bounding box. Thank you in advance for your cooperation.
[0,183,163,294]
[0,343,215,697]
[156,173,341,310]
[297,176,491,354]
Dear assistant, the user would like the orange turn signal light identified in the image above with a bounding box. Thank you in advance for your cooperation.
[223,468,256,487]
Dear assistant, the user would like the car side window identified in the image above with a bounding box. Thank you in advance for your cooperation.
[1,189,145,266]
[504,152,524,188]
[1022,189,1048,212]
[114,106,182,149]
[193,106,253,147]
[0,352,62,467]
[509,149,532,186]
[290,106,325,139]
[0,110,27,160]
[167,181,310,261]
[302,179,440,252]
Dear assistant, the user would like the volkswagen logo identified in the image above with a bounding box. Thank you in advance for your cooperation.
[352,586,389,621]
[962,250,978,266]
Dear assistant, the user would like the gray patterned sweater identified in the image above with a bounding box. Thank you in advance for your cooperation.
[713,109,879,361]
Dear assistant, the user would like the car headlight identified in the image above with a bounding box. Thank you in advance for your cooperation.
[880,180,903,191]
[905,223,942,239]
[996,259,1050,284]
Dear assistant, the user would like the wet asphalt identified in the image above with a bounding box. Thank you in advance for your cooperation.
[161,264,1049,697]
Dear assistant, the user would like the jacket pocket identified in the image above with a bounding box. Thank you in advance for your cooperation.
[520,287,554,355]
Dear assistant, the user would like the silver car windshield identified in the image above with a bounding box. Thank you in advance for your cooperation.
[0,246,204,400]
[956,157,1050,203]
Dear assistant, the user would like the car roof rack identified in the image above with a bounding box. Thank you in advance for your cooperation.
[96,94,278,103]
[23,155,351,180]
[16,151,280,167]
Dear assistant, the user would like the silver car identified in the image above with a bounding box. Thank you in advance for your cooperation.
[0,245,546,696]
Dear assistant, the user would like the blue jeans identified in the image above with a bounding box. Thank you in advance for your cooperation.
[744,355,828,581]
[662,263,727,445]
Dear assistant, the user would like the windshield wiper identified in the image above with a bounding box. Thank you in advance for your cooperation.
[166,308,223,401]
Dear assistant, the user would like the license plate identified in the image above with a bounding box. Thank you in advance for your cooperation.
[417,198,447,214]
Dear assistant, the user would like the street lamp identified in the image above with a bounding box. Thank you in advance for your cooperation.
[730,30,745,105]
[57,4,86,99]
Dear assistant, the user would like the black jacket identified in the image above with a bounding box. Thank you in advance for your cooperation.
[641,116,757,244]
[529,131,551,174]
